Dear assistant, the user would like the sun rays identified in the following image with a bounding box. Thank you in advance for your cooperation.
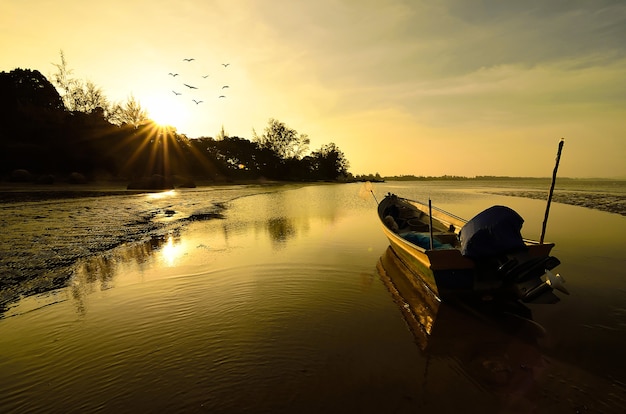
[118,122,180,179]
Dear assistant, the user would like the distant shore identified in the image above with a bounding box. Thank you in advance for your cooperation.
[487,190,625,216]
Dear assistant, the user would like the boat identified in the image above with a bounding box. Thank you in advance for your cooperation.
[378,193,568,304]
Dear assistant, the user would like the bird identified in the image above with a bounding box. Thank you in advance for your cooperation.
[183,83,198,89]
[172,90,181,95]
[219,95,226,98]
[168,73,179,77]
[221,85,229,89]
[222,63,230,67]
[192,99,203,104]
[183,58,195,62]
[202,75,209,78]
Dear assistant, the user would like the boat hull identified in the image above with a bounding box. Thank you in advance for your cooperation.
[380,222,476,298]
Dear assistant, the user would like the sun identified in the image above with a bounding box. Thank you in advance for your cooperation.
[144,95,189,129]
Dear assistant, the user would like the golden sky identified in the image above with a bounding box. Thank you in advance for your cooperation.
[2,0,625,178]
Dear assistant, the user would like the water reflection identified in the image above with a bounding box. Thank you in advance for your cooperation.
[160,233,185,266]
[377,246,548,408]
[4,195,319,318]
[145,189,177,200]
[266,217,296,247]
[5,232,182,317]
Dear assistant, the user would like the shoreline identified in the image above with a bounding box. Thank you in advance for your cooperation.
[0,179,291,204]
[2,180,624,216]
[487,190,626,216]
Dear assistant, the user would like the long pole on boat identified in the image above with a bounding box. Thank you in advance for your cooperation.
[540,138,564,244]
[428,198,434,250]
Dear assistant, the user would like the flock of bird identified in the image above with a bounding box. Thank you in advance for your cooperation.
[167,58,231,105]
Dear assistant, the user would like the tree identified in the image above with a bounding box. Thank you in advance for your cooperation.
[216,125,228,140]
[0,68,65,113]
[109,94,148,128]
[252,118,310,160]
[50,50,75,110]
[309,142,350,180]
[50,50,109,115]
[69,79,109,114]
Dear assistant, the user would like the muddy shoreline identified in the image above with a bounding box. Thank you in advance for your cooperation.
[0,183,288,314]
[487,190,626,216]
[2,183,623,215]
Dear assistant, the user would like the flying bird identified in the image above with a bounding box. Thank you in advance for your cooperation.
[219,95,226,98]
[222,63,230,67]
[172,90,181,95]
[192,99,203,104]
[202,75,209,78]
[183,58,195,62]
[221,85,229,89]
[168,73,179,77]
[183,83,198,89]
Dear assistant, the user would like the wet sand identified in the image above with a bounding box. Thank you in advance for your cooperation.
[0,182,295,313]
[487,190,626,216]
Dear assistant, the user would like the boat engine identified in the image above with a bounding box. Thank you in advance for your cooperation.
[459,205,566,303]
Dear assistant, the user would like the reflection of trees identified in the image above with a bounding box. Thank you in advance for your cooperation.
[266,217,296,247]
[68,233,177,314]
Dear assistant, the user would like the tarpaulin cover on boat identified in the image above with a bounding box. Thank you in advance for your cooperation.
[459,205,526,258]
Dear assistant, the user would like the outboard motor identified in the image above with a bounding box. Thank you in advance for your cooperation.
[459,205,526,258]
[460,205,566,302]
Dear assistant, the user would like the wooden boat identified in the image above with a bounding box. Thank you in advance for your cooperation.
[378,193,568,304]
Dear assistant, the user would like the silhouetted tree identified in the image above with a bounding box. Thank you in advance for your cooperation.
[70,80,109,114]
[50,50,112,119]
[252,118,310,160]
[50,50,75,109]
[109,94,148,128]
[2,59,355,183]
[0,68,69,174]
[309,142,350,180]
[216,125,228,140]
[51,50,106,113]
[0,68,65,113]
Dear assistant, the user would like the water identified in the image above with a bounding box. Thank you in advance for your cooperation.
[0,181,625,413]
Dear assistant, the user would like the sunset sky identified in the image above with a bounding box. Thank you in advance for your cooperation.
[2,0,625,178]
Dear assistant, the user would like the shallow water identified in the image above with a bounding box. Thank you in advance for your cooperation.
[1,181,625,413]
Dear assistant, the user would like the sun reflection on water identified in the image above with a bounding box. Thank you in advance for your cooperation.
[146,190,177,200]
[160,235,185,266]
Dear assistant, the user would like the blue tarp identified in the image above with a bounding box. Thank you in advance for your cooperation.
[400,232,453,250]
[459,205,526,258]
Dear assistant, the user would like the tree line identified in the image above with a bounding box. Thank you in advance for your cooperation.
[0,53,352,188]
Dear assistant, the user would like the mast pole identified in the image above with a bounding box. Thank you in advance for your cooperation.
[429,198,434,250]
[540,138,564,244]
